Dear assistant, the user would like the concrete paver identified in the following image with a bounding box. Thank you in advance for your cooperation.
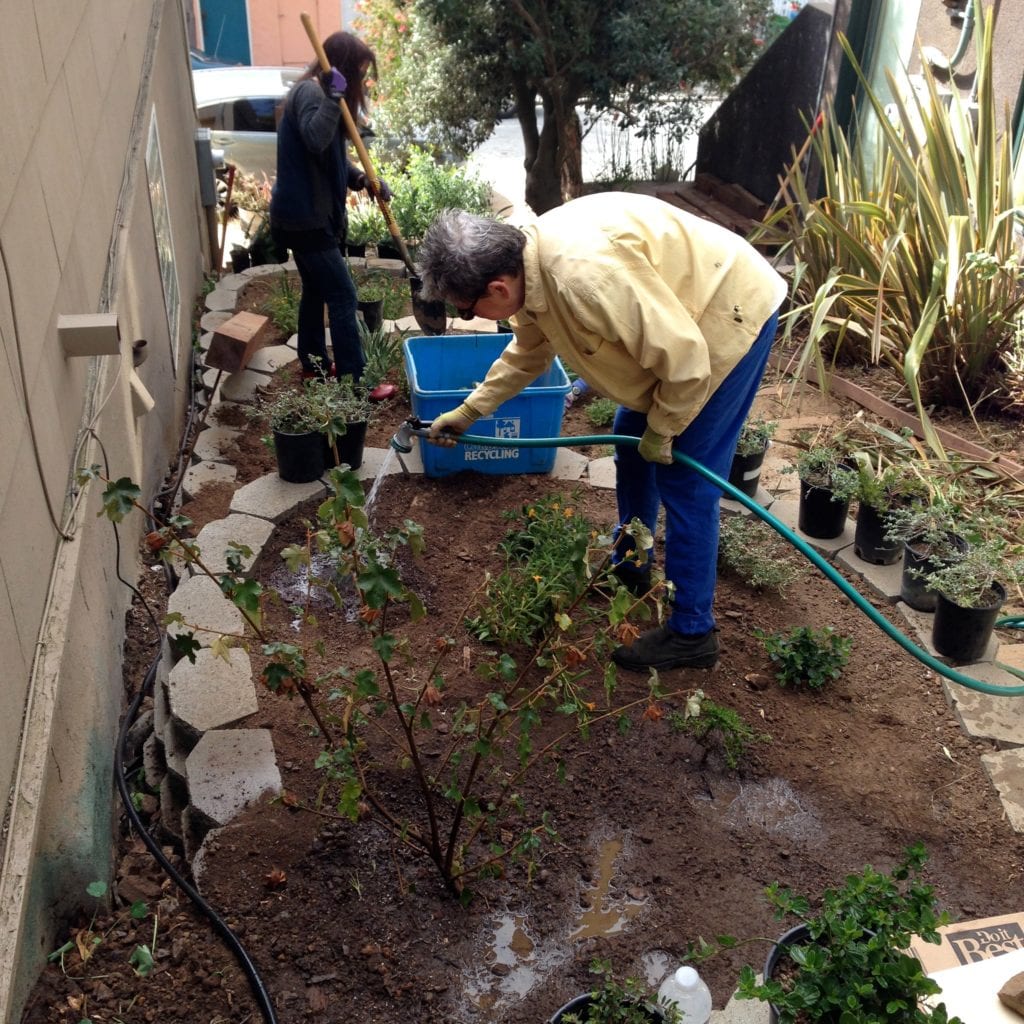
[187,729,282,829]
[192,513,275,577]
[229,472,327,523]
[169,646,258,738]
[167,574,246,645]
[192,424,242,463]
[980,748,1024,832]
[182,459,238,500]
[246,344,299,374]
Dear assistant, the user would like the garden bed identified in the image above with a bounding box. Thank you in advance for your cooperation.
[21,419,1024,1024]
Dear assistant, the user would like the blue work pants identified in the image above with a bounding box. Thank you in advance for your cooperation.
[612,311,779,636]
[292,245,364,381]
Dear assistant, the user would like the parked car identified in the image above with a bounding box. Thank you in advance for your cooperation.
[192,65,304,179]
[189,47,238,69]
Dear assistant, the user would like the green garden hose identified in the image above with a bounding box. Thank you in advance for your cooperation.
[436,426,1024,697]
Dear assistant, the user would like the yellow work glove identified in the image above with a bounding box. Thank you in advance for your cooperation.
[638,426,674,465]
[428,402,479,447]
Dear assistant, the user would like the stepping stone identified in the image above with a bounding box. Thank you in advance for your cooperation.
[186,729,281,829]
[166,574,247,646]
[229,473,327,523]
[200,310,234,333]
[192,424,242,463]
[192,513,275,576]
[204,287,238,312]
[587,455,616,489]
[182,460,237,501]
[551,447,589,481]
[246,344,299,374]
[980,749,1024,832]
[168,647,258,738]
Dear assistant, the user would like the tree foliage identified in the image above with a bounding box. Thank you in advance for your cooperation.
[401,0,772,213]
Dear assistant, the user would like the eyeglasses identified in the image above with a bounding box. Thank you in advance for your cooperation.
[455,297,480,321]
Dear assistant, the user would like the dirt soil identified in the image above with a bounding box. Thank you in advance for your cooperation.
[20,284,1024,1024]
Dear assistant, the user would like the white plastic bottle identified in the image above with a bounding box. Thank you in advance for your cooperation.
[656,965,712,1023]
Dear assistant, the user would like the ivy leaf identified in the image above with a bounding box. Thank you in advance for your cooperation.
[129,944,154,977]
[168,632,200,664]
[210,634,235,662]
[373,633,397,663]
[357,562,404,608]
[280,544,309,572]
[99,477,141,523]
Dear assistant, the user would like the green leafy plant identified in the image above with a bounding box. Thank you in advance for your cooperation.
[359,322,406,392]
[755,2,1024,455]
[789,445,859,502]
[378,146,492,245]
[922,538,1024,609]
[883,502,972,564]
[851,453,929,514]
[755,625,852,689]
[735,417,777,457]
[260,271,300,337]
[729,844,963,1024]
[585,397,619,428]
[355,271,391,303]
[718,515,807,594]
[346,198,388,247]
[668,690,770,770]
[252,376,375,440]
[559,959,681,1024]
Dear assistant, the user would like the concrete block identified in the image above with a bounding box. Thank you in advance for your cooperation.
[192,514,275,576]
[218,368,267,404]
[192,424,242,464]
[835,548,902,603]
[587,455,616,490]
[552,447,589,481]
[167,574,246,647]
[204,287,239,313]
[199,310,234,334]
[164,719,193,782]
[168,646,258,738]
[980,749,1024,833]
[186,729,282,829]
[181,460,237,501]
[768,498,855,558]
[142,732,166,791]
[229,473,326,524]
[216,272,250,292]
[246,344,299,375]
[943,663,1024,748]
[159,770,189,840]
[721,485,777,515]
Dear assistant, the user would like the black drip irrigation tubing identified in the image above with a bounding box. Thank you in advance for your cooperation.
[107,344,280,1024]
[421,426,1024,697]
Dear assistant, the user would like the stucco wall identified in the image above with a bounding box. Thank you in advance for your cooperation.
[0,0,206,1019]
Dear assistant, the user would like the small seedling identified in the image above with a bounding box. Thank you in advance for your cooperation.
[668,690,770,769]
[560,958,681,1024]
[585,397,619,428]
[755,625,852,689]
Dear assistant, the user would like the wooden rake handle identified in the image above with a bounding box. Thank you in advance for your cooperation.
[299,12,415,274]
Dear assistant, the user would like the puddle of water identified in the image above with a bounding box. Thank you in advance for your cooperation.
[570,837,647,941]
[265,550,362,624]
[463,913,545,1012]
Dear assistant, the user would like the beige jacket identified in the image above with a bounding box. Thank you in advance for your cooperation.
[464,192,787,437]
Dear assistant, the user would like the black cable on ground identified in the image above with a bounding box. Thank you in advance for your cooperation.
[114,657,279,1024]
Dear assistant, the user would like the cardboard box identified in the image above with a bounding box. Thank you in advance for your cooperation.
[924,946,1024,1022]
[205,311,272,374]
[910,912,1024,973]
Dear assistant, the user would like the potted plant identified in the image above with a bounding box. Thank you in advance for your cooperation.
[728,417,777,498]
[923,539,1022,663]
[550,960,680,1024]
[851,456,930,565]
[355,271,389,332]
[884,503,971,612]
[693,843,963,1024]
[788,445,859,540]
[254,377,374,481]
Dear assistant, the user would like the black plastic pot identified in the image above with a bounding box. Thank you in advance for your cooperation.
[729,446,767,498]
[798,480,851,540]
[230,247,251,273]
[376,241,402,261]
[932,582,1006,664]
[549,993,664,1024]
[410,275,447,336]
[324,421,368,472]
[273,429,326,483]
[346,243,366,258]
[854,503,901,565]
[357,298,384,332]
[900,533,969,612]
[763,924,811,1024]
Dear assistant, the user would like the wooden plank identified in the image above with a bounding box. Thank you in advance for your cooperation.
[205,311,273,374]
[670,185,757,236]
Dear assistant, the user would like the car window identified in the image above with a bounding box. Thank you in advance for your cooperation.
[197,98,280,132]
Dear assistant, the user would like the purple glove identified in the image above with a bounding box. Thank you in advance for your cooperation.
[376,177,392,203]
[319,67,347,101]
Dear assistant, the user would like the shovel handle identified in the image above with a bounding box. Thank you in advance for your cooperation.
[299,12,416,275]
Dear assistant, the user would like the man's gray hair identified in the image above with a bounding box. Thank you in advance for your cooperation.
[415,211,526,301]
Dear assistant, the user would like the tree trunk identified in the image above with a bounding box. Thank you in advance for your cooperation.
[522,89,584,215]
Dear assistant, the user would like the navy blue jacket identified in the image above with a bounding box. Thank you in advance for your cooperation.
[270,79,364,252]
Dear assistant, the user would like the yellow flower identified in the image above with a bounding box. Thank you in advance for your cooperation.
[532,574,543,582]
[564,507,574,517]
[527,507,536,518]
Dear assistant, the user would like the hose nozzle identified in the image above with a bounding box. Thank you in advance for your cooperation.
[390,417,430,454]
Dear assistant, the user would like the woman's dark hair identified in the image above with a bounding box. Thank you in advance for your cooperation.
[416,211,527,301]
[301,31,377,120]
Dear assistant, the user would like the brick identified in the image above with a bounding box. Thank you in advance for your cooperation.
[204,311,273,374]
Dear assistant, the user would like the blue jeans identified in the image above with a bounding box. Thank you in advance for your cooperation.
[293,245,364,381]
[612,311,779,636]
